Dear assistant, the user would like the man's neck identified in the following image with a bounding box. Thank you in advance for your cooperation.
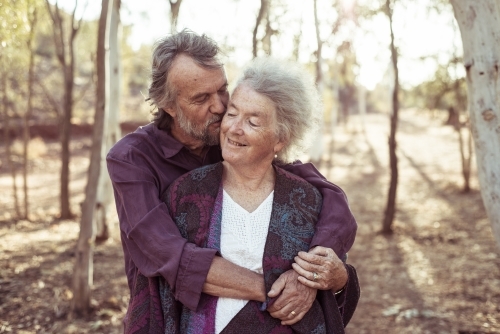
[170,124,207,157]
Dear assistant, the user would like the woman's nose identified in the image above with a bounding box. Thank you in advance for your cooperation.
[228,118,243,134]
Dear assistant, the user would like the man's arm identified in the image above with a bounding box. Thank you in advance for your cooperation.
[267,161,357,324]
[203,256,266,302]
[107,154,264,310]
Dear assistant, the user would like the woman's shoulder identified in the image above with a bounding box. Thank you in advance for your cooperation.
[273,164,323,218]
[273,164,322,209]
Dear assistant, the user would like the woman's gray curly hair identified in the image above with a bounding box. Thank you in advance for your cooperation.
[236,57,321,162]
[148,29,223,129]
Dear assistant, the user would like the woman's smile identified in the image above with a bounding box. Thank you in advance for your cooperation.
[227,138,246,147]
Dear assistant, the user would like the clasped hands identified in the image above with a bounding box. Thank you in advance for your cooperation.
[267,246,348,325]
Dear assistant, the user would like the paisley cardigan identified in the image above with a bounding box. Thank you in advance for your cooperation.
[124,162,359,334]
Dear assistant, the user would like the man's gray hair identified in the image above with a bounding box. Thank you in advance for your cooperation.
[237,57,321,162]
[148,29,223,129]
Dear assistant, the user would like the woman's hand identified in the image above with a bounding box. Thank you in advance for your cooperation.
[267,269,317,325]
[292,246,348,292]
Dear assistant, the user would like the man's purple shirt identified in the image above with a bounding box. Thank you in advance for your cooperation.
[107,123,357,311]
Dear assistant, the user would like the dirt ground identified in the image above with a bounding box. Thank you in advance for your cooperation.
[1,111,499,334]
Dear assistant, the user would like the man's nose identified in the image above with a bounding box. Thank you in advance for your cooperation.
[209,94,226,115]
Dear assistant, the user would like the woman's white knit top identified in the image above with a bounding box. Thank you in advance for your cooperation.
[215,189,274,334]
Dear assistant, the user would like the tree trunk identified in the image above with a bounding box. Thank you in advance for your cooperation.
[22,8,38,220]
[313,0,323,90]
[382,0,399,234]
[309,0,324,166]
[446,106,460,127]
[71,0,110,316]
[2,73,20,219]
[45,0,81,219]
[95,0,122,242]
[261,11,274,55]
[450,0,500,249]
[168,0,183,33]
[252,0,269,58]
[59,62,73,219]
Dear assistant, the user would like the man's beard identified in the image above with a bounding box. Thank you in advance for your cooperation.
[176,105,222,146]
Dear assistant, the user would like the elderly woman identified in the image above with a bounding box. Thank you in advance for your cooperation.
[158,58,358,333]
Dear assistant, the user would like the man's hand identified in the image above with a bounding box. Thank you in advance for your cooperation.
[267,269,317,325]
[292,246,348,292]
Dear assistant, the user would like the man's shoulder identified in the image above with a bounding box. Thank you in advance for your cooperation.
[107,123,157,160]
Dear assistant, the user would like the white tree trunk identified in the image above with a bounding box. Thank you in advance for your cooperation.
[94,0,121,241]
[451,0,500,249]
[72,0,110,316]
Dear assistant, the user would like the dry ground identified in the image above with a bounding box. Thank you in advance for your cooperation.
[0,111,499,333]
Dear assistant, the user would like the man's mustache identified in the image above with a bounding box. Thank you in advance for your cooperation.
[207,115,223,125]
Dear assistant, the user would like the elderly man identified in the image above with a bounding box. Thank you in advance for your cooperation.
[107,30,358,333]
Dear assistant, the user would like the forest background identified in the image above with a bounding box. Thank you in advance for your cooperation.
[1,0,499,333]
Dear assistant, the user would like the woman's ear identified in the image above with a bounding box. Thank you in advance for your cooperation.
[273,130,290,155]
[273,140,286,154]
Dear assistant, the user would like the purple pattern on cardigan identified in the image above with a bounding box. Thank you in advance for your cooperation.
[181,186,224,334]
[124,276,165,334]
[178,193,213,246]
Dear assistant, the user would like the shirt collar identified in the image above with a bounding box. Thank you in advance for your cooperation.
[150,123,184,159]
[150,123,220,160]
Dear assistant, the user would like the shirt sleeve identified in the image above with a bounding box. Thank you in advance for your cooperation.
[107,154,217,311]
[280,161,357,258]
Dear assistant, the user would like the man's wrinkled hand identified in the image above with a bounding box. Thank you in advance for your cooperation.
[267,269,317,325]
[292,246,348,292]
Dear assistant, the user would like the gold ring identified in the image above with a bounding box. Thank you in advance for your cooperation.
[313,272,319,281]
[290,311,296,316]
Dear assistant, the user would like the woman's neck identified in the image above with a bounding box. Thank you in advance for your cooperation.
[222,161,276,212]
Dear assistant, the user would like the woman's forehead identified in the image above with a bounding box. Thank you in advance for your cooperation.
[231,84,276,117]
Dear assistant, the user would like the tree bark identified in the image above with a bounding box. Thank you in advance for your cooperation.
[382,0,399,234]
[451,0,500,248]
[71,0,110,316]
